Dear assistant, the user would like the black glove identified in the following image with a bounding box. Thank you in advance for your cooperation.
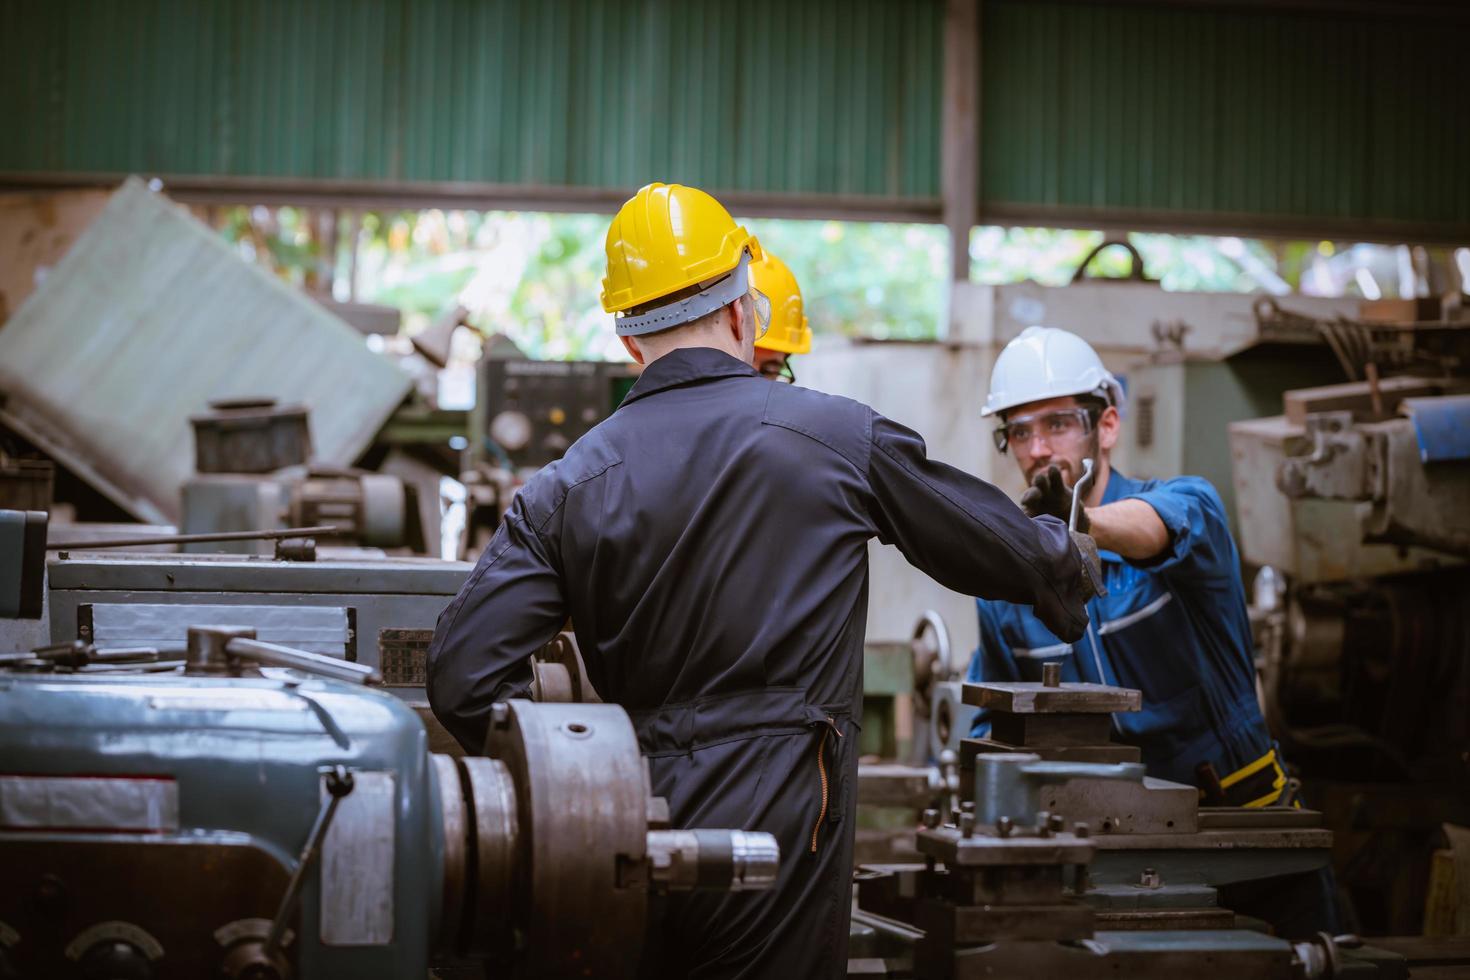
[1070,530,1107,601]
[1020,464,1090,533]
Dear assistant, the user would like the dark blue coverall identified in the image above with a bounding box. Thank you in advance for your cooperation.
[966,469,1340,936]
[428,347,1091,979]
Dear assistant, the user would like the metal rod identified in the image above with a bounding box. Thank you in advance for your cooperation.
[263,766,354,958]
[47,525,340,550]
[225,637,378,685]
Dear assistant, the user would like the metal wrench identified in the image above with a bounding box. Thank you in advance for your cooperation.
[1069,458,1096,532]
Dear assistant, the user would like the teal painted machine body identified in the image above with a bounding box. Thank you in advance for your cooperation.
[0,671,446,978]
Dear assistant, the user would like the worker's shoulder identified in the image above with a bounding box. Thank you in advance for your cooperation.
[761,382,875,470]
[1124,473,1227,511]
[513,428,623,525]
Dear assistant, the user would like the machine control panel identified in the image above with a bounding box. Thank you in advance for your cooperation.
[479,359,639,468]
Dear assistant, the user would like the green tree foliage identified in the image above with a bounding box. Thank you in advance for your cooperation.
[217,204,1449,363]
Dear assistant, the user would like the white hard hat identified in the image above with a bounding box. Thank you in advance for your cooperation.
[982,326,1125,417]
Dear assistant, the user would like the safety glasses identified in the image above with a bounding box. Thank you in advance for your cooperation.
[757,358,797,385]
[992,407,1095,454]
[749,286,773,341]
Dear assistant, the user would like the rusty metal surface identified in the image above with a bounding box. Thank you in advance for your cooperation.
[963,681,1142,714]
[430,754,467,955]
[1039,776,1200,836]
[0,178,411,523]
[916,825,1095,867]
[483,701,649,977]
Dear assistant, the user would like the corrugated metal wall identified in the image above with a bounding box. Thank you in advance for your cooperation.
[980,1,1470,239]
[0,0,942,203]
[2,0,1465,239]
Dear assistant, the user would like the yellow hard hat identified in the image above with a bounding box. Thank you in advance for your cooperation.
[749,252,811,356]
[601,182,764,337]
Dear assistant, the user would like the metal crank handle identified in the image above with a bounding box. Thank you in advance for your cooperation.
[262,765,356,958]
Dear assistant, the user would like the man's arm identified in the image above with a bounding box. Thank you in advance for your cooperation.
[426,490,566,753]
[1084,498,1170,561]
[866,414,1092,644]
[1106,476,1237,581]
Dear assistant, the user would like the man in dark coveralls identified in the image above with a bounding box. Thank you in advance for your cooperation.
[427,182,1103,979]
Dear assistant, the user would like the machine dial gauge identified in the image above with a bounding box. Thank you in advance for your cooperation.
[489,411,533,452]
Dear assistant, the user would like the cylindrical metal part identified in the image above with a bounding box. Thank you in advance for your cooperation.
[1042,662,1061,687]
[728,831,780,891]
[186,626,256,676]
[528,659,575,703]
[459,756,519,958]
[358,473,407,547]
[224,637,378,685]
[645,829,779,892]
[430,754,468,955]
[484,702,649,978]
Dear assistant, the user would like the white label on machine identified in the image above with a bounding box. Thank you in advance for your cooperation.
[90,603,349,655]
[320,770,395,945]
[0,775,179,833]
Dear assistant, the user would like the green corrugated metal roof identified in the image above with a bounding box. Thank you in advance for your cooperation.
[2,1,1465,239]
[1,0,942,201]
[980,1,1469,239]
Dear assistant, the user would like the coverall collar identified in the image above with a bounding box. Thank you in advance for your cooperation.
[619,346,759,407]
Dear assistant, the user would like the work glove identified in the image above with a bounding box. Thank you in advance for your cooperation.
[1020,464,1090,534]
[1071,530,1107,601]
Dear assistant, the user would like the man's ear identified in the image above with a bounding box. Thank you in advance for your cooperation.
[727,297,746,345]
[1097,404,1121,452]
[620,335,646,365]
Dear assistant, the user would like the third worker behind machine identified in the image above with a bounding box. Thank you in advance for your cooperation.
[966,324,1340,936]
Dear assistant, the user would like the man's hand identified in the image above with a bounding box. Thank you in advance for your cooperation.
[1021,464,1090,533]
[1071,530,1106,601]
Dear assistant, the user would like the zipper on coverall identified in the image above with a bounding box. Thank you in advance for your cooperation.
[810,715,843,853]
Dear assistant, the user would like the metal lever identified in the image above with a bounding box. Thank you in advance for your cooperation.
[185,627,380,685]
[227,637,379,685]
[262,766,355,959]
[1069,458,1096,532]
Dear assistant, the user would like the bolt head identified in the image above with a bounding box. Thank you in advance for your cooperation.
[996,816,1013,838]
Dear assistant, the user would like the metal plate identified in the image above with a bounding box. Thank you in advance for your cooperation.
[0,774,178,833]
[379,628,432,687]
[46,553,471,594]
[319,771,395,946]
[92,603,348,655]
[1404,395,1470,463]
[916,827,1095,867]
[963,682,1142,714]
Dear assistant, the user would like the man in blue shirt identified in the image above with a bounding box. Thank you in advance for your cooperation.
[967,326,1339,934]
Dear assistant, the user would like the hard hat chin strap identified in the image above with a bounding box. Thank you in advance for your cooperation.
[614,252,752,337]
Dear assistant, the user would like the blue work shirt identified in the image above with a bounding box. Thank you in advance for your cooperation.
[967,469,1272,789]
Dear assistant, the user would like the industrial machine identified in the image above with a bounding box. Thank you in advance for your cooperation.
[181,398,424,555]
[459,353,638,559]
[1228,313,1470,934]
[0,625,778,980]
[844,672,1447,978]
